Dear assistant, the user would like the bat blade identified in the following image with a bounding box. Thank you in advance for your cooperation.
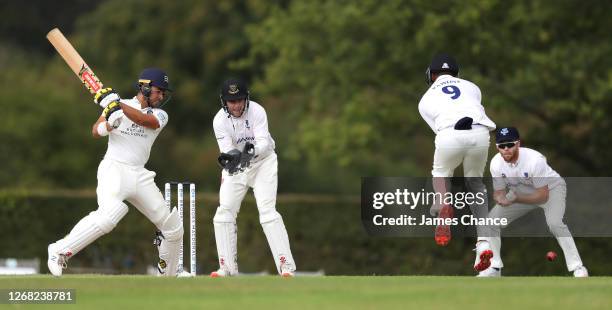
[46,28,103,94]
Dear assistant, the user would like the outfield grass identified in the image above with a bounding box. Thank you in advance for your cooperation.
[1,275,611,309]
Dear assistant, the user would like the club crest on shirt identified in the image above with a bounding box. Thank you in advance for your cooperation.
[501,173,506,178]
[524,172,529,178]
[156,111,166,123]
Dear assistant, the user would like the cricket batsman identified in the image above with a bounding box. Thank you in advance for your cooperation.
[211,78,296,277]
[47,68,183,277]
[418,53,496,272]
[478,127,588,277]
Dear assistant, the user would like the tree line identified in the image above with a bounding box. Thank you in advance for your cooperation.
[1,0,610,193]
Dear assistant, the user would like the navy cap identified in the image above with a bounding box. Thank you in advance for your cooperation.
[138,68,171,91]
[220,78,249,101]
[496,127,520,143]
[428,53,459,76]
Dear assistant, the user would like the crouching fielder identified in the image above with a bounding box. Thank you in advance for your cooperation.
[211,78,296,277]
[479,127,588,277]
[47,68,183,277]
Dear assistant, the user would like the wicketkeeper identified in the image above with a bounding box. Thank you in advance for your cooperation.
[211,78,296,277]
[47,68,183,277]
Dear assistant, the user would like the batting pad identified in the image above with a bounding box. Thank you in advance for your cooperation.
[261,216,296,274]
[55,202,129,257]
[213,221,238,275]
[158,208,184,276]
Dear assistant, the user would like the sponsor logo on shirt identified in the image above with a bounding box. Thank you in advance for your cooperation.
[120,123,147,138]
[236,136,255,144]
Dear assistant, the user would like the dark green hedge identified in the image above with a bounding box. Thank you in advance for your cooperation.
[2,193,610,275]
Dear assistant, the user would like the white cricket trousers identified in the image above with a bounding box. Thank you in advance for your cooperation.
[431,126,491,236]
[213,153,296,274]
[432,126,490,178]
[486,181,584,271]
[52,159,175,259]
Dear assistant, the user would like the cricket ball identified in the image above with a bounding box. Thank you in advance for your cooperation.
[546,251,557,261]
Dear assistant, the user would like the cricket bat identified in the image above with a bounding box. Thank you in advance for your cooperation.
[46,28,103,94]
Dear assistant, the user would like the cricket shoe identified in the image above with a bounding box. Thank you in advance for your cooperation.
[473,241,494,272]
[47,244,68,277]
[573,266,589,278]
[278,256,295,277]
[477,267,501,277]
[177,271,194,278]
[210,267,236,278]
[281,270,295,277]
[280,264,295,277]
[435,204,454,246]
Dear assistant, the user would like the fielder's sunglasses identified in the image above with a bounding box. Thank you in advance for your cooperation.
[496,141,517,149]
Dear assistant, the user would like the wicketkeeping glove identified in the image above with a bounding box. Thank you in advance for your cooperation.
[239,142,255,170]
[94,87,120,108]
[218,149,242,174]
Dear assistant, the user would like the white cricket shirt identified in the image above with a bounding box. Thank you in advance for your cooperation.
[104,97,168,166]
[213,101,275,162]
[418,74,496,133]
[490,147,563,194]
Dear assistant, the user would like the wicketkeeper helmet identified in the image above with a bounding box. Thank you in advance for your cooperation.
[219,78,250,116]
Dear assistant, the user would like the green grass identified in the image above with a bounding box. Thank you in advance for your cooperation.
[1,275,611,309]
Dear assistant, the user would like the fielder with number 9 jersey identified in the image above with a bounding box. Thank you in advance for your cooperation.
[418,54,496,273]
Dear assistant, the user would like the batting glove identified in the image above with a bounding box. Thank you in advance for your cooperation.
[94,88,120,108]
[107,109,124,129]
[102,101,123,128]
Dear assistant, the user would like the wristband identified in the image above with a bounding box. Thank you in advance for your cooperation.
[97,122,109,136]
